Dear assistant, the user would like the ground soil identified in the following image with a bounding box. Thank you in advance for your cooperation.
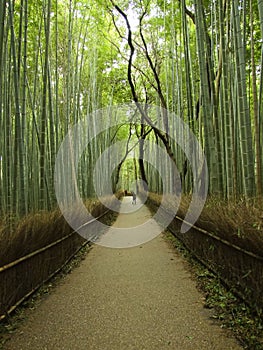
[2,197,242,349]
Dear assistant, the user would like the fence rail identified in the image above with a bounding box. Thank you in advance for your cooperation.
[148,199,263,314]
[174,214,263,261]
[0,210,110,321]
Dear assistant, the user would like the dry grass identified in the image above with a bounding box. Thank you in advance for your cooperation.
[0,194,121,267]
[0,210,68,266]
[148,192,263,256]
[195,196,263,255]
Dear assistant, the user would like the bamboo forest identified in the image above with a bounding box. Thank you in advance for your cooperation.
[0,0,262,215]
[1,0,263,348]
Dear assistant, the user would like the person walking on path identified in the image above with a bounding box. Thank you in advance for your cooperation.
[132,191,136,205]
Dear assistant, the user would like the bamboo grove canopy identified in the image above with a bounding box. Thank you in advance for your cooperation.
[0,0,262,217]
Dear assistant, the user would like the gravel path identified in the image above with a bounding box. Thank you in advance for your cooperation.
[3,197,242,349]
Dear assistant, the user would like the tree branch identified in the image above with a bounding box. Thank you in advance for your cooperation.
[138,10,169,134]
[178,0,195,24]
[111,2,177,168]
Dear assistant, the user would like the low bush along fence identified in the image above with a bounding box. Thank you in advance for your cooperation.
[0,194,121,320]
[146,193,263,314]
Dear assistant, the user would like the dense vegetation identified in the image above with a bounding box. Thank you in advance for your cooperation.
[0,0,262,223]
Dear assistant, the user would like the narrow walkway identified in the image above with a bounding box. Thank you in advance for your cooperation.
[4,197,241,349]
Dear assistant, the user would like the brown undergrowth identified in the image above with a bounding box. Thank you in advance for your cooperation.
[0,194,121,267]
[149,192,263,256]
[148,193,263,348]
[165,231,263,350]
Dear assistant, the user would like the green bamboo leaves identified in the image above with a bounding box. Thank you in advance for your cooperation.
[0,0,262,222]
